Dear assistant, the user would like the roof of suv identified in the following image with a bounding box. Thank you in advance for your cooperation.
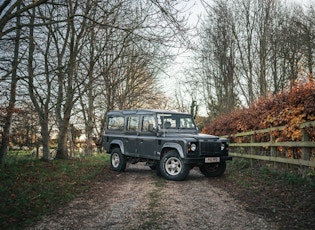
[107,109,191,116]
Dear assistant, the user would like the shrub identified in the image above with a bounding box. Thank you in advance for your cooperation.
[203,80,315,142]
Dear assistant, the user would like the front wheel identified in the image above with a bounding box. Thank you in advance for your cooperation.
[159,150,190,181]
[199,161,226,177]
[110,148,126,172]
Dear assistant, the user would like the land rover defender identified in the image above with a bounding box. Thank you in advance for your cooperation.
[103,109,232,181]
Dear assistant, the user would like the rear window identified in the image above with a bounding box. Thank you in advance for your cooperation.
[107,116,124,130]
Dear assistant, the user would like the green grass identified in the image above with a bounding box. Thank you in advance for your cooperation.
[4,150,36,165]
[227,159,314,186]
[0,153,109,229]
[224,159,315,229]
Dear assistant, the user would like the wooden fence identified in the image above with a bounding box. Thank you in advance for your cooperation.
[222,121,315,169]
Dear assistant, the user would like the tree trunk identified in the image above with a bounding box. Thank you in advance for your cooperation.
[0,3,21,166]
[86,133,93,156]
[0,114,12,166]
[40,119,50,161]
[56,121,69,159]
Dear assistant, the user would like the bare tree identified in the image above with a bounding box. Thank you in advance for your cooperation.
[78,0,189,154]
[0,0,48,39]
[26,5,53,161]
[0,2,21,166]
[1,0,192,160]
[257,0,273,97]
[0,0,50,165]
[292,5,315,80]
[197,0,237,117]
[195,0,314,118]
[53,0,93,159]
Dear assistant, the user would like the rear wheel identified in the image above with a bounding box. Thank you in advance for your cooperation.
[110,148,126,172]
[199,161,226,177]
[159,150,190,181]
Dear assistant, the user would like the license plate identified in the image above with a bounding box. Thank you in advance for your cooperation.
[205,157,220,163]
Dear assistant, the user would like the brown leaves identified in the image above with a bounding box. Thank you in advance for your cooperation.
[202,80,315,143]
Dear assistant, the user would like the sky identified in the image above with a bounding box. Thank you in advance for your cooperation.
[158,0,207,113]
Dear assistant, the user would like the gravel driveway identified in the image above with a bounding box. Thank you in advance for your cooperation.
[30,163,275,230]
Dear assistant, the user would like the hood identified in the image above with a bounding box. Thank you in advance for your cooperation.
[160,132,220,141]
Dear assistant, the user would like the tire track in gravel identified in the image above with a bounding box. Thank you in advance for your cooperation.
[154,169,275,230]
[29,164,276,230]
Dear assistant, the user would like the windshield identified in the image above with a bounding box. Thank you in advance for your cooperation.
[157,113,196,130]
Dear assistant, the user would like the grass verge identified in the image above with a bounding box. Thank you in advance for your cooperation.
[0,154,108,229]
[221,159,315,229]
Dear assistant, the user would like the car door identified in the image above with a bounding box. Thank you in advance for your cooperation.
[138,115,158,159]
[124,115,139,156]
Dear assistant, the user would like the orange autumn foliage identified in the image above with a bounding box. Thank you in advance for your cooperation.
[202,79,315,142]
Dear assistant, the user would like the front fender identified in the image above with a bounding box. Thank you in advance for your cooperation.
[162,142,184,158]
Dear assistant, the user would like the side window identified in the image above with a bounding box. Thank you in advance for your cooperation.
[157,115,176,129]
[107,116,124,130]
[126,116,139,131]
[141,115,155,132]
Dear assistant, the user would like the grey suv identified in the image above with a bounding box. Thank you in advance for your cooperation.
[103,109,232,181]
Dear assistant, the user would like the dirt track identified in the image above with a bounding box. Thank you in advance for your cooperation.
[30,163,275,230]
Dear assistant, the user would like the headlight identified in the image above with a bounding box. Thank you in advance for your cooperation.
[221,142,229,151]
[188,142,197,152]
[190,143,197,151]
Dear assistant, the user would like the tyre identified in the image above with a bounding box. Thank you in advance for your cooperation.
[199,161,226,177]
[110,148,127,172]
[159,150,190,181]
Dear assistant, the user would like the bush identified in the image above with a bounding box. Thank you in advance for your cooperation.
[203,80,315,142]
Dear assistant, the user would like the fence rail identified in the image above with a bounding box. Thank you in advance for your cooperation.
[222,121,315,168]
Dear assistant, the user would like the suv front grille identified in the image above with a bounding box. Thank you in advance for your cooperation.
[200,141,221,156]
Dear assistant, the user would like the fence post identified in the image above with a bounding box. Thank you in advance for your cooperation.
[250,135,254,167]
[250,135,255,154]
[302,129,310,160]
[270,132,277,168]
